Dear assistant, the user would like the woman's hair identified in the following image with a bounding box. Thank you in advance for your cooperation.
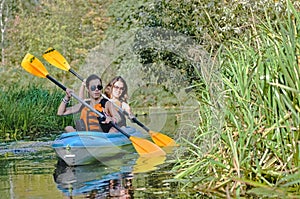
[86,74,102,89]
[104,76,128,102]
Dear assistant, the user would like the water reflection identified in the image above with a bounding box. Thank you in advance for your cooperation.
[53,154,166,198]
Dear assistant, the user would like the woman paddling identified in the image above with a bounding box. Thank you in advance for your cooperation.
[57,74,122,133]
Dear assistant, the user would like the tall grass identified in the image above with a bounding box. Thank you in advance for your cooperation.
[0,85,73,141]
[173,1,299,197]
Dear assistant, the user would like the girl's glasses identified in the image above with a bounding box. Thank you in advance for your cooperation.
[90,85,103,91]
[113,85,124,91]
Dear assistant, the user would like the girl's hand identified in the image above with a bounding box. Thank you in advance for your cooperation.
[65,88,74,99]
[102,116,113,124]
[81,79,86,87]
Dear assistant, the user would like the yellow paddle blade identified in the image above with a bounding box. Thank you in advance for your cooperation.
[21,53,48,78]
[129,136,166,156]
[43,47,70,71]
[133,155,166,173]
[149,130,178,147]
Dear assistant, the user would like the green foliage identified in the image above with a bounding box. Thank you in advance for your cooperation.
[131,84,180,107]
[1,0,300,196]
[132,0,290,48]
[132,27,207,90]
[0,85,73,140]
[1,0,110,86]
[173,1,300,197]
[104,0,300,93]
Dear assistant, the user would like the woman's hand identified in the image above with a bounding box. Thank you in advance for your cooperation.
[81,79,86,87]
[102,116,114,124]
[65,88,73,99]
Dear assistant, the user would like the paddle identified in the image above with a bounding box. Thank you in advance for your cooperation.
[43,48,84,81]
[101,94,177,147]
[21,53,166,156]
[42,47,177,147]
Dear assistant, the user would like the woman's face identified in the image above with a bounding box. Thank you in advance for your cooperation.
[88,79,102,100]
[112,80,124,99]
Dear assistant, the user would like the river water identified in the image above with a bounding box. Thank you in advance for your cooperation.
[0,109,202,199]
[0,141,186,199]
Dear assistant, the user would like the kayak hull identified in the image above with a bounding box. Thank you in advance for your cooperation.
[52,127,147,166]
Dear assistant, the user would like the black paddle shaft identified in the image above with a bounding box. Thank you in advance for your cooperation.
[47,75,67,91]
[131,117,150,132]
[69,69,84,82]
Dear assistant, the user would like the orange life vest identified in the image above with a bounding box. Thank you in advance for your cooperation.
[80,104,103,132]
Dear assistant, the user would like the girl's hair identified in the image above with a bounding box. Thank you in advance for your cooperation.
[86,74,102,89]
[104,76,128,102]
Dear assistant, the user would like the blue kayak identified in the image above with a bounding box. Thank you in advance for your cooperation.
[52,126,148,166]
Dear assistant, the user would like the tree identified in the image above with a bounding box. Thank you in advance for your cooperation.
[0,0,6,65]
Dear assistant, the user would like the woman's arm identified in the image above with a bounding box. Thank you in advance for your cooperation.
[57,88,82,116]
[57,102,82,116]
[121,102,131,114]
[104,101,122,124]
[78,79,86,99]
[122,102,135,119]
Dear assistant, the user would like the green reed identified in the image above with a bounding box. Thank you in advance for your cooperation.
[174,1,299,197]
[0,85,73,141]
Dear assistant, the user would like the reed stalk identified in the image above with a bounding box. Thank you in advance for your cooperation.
[174,1,299,197]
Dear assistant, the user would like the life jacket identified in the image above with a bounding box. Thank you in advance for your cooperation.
[80,105,102,132]
[78,99,112,133]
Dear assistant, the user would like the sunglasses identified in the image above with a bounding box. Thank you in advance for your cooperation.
[113,85,124,91]
[90,85,103,91]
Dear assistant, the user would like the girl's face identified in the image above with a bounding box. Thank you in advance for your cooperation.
[112,80,124,99]
[88,79,102,99]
